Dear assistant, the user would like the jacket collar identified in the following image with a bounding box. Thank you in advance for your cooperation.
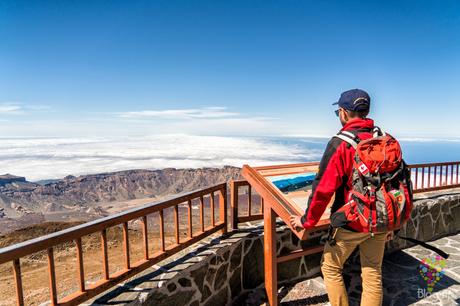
[341,118,374,131]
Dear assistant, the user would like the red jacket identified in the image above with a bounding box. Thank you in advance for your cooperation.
[301,118,375,228]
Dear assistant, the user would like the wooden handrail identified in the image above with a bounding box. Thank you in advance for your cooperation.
[408,161,460,168]
[0,183,226,264]
[0,182,227,306]
[408,161,460,193]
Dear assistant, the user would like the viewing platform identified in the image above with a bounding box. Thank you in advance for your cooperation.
[0,162,459,306]
[82,188,460,306]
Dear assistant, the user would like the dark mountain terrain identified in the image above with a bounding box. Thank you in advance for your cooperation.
[0,166,242,233]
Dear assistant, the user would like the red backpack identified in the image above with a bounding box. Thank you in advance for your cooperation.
[330,127,414,234]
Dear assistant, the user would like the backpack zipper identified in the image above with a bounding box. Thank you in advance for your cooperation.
[369,188,375,237]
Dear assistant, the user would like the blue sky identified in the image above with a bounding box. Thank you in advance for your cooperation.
[0,0,459,138]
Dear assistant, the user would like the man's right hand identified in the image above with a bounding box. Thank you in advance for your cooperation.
[289,215,315,231]
[289,215,303,230]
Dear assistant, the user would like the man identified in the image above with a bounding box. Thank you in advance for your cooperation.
[290,89,391,306]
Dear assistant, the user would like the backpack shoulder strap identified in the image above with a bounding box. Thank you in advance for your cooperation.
[333,131,359,149]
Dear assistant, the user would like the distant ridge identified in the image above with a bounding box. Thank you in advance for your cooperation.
[0,166,241,206]
[0,174,26,186]
[0,166,241,233]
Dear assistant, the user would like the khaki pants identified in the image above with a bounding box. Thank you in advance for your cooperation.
[320,227,388,306]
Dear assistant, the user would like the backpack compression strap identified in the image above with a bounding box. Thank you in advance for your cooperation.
[396,235,449,259]
[333,130,359,149]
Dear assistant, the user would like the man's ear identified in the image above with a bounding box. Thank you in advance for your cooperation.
[340,108,348,122]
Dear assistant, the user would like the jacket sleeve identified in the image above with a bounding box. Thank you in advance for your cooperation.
[300,137,345,228]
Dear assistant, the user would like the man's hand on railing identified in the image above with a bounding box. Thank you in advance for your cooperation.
[290,215,314,231]
[289,215,303,230]
[290,215,316,231]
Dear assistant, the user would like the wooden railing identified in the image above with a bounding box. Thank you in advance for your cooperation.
[230,180,264,230]
[0,183,227,306]
[409,161,460,193]
[1,161,459,305]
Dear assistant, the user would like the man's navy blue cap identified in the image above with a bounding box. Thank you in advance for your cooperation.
[333,89,371,112]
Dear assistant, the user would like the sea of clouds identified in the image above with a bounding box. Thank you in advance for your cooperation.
[1,134,459,182]
[0,135,325,181]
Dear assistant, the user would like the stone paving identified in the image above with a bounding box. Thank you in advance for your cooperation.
[253,233,460,306]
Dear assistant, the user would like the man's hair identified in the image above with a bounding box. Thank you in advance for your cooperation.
[345,108,369,119]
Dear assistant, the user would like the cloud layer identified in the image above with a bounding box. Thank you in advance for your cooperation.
[1,133,458,181]
[0,102,52,116]
[118,106,240,119]
[0,135,324,181]
[0,103,22,114]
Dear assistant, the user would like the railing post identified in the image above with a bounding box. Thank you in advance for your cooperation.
[12,259,24,306]
[187,200,193,238]
[248,184,252,216]
[174,205,180,245]
[101,229,109,280]
[219,184,228,234]
[457,163,459,184]
[210,192,215,227]
[441,165,445,186]
[122,222,130,270]
[199,195,205,233]
[264,205,278,306]
[47,248,58,306]
[230,180,238,230]
[421,167,425,190]
[75,238,85,292]
[141,216,149,260]
[159,210,165,252]
[428,166,431,188]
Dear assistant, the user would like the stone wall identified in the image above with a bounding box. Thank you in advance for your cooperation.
[89,191,460,306]
[389,192,460,250]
